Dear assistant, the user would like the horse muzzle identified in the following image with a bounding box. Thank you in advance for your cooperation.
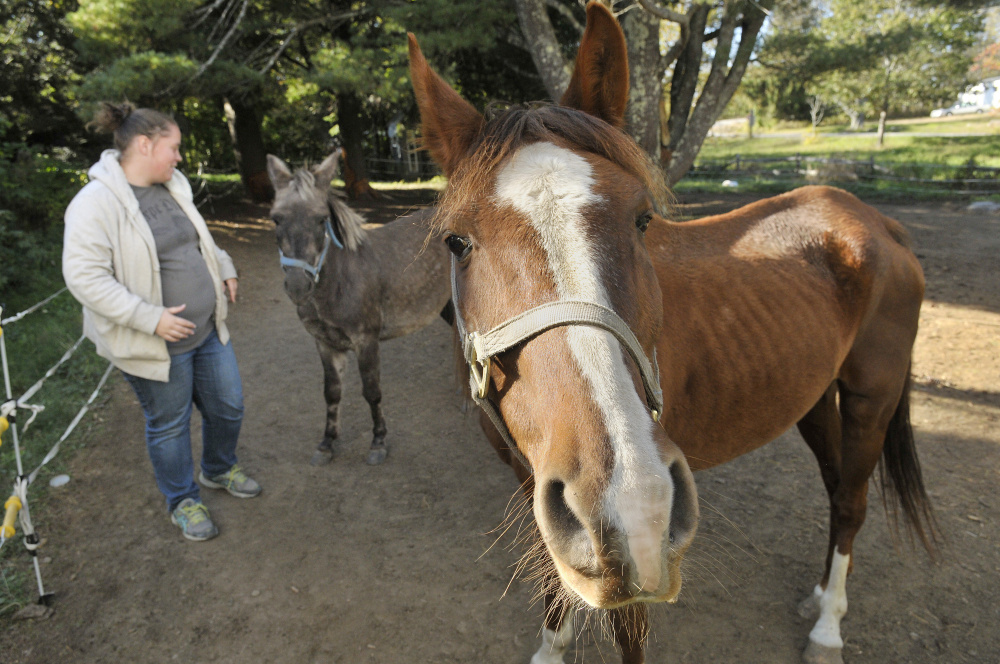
[533,446,699,609]
[283,269,316,304]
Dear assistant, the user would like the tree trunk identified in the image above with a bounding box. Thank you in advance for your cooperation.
[336,91,376,200]
[622,8,662,159]
[664,1,772,187]
[223,97,273,203]
[513,0,572,101]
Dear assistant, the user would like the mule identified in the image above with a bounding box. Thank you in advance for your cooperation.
[266,151,451,465]
[408,4,935,663]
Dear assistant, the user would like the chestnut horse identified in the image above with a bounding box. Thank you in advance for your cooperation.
[409,4,935,663]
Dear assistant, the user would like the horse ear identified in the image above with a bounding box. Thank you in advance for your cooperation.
[312,148,343,191]
[266,154,293,191]
[559,1,629,129]
[408,33,484,177]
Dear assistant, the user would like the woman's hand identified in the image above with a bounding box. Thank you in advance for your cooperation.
[225,278,238,303]
[155,304,196,342]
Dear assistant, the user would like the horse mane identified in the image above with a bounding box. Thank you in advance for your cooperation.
[284,168,367,251]
[432,103,671,232]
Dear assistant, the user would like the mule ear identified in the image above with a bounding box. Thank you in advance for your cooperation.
[559,1,629,128]
[408,33,484,176]
[266,154,293,191]
[312,148,343,191]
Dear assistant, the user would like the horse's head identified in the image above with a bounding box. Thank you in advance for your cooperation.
[409,2,698,610]
[267,151,362,304]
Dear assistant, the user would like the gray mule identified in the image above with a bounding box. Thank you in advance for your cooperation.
[267,151,451,465]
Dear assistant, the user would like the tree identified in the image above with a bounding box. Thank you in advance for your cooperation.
[815,0,983,124]
[748,0,985,127]
[970,43,1000,79]
[512,0,773,186]
[1,0,85,147]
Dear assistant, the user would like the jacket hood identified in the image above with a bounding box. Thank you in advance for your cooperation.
[88,149,193,211]
[88,150,139,214]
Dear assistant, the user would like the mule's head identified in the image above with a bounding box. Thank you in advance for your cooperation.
[409,2,698,609]
[266,151,346,304]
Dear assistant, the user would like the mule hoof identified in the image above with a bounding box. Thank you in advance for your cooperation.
[366,447,388,465]
[797,593,821,620]
[310,449,334,466]
[802,641,843,664]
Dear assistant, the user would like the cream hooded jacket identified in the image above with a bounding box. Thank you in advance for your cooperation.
[63,149,238,382]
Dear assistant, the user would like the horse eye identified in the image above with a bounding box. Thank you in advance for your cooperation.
[636,211,652,233]
[445,234,473,261]
[271,216,282,226]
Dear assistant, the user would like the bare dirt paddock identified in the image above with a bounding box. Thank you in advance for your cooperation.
[4,190,999,663]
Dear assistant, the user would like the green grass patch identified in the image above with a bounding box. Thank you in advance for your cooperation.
[698,133,1000,169]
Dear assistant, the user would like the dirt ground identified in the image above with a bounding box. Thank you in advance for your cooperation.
[3,189,998,663]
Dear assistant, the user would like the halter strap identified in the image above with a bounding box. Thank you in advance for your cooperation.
[278,218,343,283]
[450,256,664,470]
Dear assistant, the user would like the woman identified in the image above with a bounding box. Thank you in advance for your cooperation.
[63,102,260,541]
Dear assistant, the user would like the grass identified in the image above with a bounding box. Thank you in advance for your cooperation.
[687,113,1000,201]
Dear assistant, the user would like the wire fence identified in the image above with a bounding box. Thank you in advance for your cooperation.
[1,289,112,607]
[688,155,1000,195]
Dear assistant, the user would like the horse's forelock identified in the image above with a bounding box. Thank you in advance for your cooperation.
[433,104,671,233]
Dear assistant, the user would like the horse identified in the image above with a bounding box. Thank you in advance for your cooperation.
[266,151,452,465]
[407,3,935,663]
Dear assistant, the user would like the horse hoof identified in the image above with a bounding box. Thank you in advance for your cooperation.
[797,592,821,620]
[366,447,388,465]
[310,450,334,466]
[802,641,843,664]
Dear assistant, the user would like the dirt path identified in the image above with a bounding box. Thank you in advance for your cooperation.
[4,191,998,663]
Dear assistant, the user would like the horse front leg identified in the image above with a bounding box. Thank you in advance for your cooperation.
[530,583,574,664]
[609,604,648,664]
[311,340,347,466]
[356,338,388,465]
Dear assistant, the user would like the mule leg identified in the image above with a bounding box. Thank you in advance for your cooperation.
[356,339,388,465]
[609,604,648,664]
[311,341,347,466]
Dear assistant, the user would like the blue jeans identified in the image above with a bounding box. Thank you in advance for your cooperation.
[123,329,244,513]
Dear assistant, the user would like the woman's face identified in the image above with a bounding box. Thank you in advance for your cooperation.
[146,124,183,184]
[125,123,182,185]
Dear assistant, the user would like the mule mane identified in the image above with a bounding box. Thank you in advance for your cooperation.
[433,104,670,232]
[282,168,367,251]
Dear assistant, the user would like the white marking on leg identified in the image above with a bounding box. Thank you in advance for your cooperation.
[809,550,850,649]
[530,614,575,664]
[496,142,672,595]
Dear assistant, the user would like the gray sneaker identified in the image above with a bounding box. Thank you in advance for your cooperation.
[170,498,219,541]
[199,464,262,498]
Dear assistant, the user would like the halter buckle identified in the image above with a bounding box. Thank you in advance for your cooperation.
[470,356,491,399]
[467,332,492,399]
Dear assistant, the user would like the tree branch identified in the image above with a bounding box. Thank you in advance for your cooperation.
[635,0,690,25]
[545,0,585,34]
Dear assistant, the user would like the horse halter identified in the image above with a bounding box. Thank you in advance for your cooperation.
[450,256,664,467]
[278,218,343,283]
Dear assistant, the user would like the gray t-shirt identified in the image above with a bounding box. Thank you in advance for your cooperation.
[132,184,215,355]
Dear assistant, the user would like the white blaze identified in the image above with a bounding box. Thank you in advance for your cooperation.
[495,141,672,595]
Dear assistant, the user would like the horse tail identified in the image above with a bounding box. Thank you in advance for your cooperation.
[877,369,940,557]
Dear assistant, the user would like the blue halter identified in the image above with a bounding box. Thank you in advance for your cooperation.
[278,218,343,283]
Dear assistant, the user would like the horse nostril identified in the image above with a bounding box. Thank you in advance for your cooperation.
[543,480,579,535]
[540,479,600,572]
[667,460,697,550]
